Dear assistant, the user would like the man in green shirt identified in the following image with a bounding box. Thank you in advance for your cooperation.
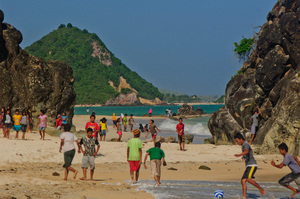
[144,142,167,186]
[127,129,143,184]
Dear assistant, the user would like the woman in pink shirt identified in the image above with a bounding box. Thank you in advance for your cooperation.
[37,110,47,140]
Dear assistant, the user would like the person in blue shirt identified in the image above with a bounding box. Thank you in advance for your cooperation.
[61,112,67,130]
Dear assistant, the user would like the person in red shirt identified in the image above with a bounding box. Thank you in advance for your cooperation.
[85,115,100,139]
[55,114,63,130]
[176,118,185,151]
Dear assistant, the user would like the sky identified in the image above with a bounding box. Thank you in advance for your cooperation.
[1,0,277,96]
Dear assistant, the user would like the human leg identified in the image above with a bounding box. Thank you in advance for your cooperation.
[247,179,265,196]
[279,173,300,198]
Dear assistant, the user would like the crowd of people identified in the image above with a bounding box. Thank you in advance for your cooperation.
[0,106,33,140]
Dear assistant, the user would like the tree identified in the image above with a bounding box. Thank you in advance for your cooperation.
[58,24,65,29]
[234,36,255,63]
[67,23,73,28]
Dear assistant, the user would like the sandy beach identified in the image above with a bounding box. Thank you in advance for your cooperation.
[0,115,291,199]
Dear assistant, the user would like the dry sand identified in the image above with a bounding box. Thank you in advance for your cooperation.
[0,115,291,199]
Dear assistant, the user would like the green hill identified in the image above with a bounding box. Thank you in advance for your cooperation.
[25,23,162,104]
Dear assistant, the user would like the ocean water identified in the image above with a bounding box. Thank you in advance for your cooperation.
[74,105,222,143]
[133,180,296,199]
[74,104,224,116]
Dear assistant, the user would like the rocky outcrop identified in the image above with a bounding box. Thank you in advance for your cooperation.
[208,0,300,154]
[0,10,76,126]
[105,93,141,106]
[179,104,205,116]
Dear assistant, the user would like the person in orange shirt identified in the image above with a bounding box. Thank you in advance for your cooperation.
[112,113,117,128]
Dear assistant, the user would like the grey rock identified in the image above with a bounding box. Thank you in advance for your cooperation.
[208,0,300,155]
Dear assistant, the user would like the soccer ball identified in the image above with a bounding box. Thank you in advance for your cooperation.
[214,190,224,198]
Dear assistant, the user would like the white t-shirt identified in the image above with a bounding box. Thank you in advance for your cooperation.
[60,132,78,152]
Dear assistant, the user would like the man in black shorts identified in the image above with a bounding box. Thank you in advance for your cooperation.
[234,133,265,199]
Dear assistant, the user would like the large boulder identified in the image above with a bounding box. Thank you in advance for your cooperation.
[0,9,76,126]
[179,104,205,116]
[208,0,300,154]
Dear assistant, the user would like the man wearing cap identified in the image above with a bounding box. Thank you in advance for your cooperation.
[127,129,143,184]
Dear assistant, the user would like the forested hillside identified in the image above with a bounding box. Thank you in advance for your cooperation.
[25,23,162,104]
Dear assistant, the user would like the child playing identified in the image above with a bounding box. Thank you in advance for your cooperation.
[271,143,300,198]
[37,110,47,140]
[116,118,122,142]
[176,118,185,151]
[127,129,143,183]
[55,114,62,130]
[79,128,100,181]
[20,110,28,140]
[146,120,161,147]
[234,133,265,199]
[3,109,12,139]
[143,142,167,186]
[99,118,108,141]
[61,112,67,130]
[123,114,128,132]
[85,115,100,139]
[128,114,136,132]
[250,107,261,145]
[13,109,22,139]
[112,113,117,128]
[26,107,33,134]
[59,124,80,181]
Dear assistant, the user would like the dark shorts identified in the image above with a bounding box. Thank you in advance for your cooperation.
[242,166,257,179]
[279,173,300,189]
[21,124,27,132]
[29,120,33,127]
[63,149,75,169]
[129,161,140,172]
[151,133,157,138]
[5,123,12,129]
[113,120,117,126]
[178,134,185,143]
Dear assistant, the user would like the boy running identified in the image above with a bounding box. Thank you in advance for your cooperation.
[85,115,100,139]
[127,129,143,183]
[271,143,300,198]
[79,128,100,181]
[234,133,265,199]
[146,120,161,147]
[128,114,136,132]
[143,142,167,186]
[13,109,22,139]
[176,118,185,151]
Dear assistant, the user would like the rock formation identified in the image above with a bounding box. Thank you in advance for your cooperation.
[208,0,300,154]
[0,10,76,126]
[179,104,205,116]
[105,93,141,106]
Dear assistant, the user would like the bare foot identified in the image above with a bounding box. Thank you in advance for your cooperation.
[64,178,67,181]
[260,188,265,196]
[90,178,95,181]
[73,170,78,179]
[79,177,86,181]
[291,190,300,198]
[242,196,247,199]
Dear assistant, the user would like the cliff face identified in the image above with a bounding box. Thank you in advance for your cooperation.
[208,0,300,154]
[0,10,76,126]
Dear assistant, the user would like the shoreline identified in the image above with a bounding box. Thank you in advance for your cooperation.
[74,103,225,107]
[0,114,288,199]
